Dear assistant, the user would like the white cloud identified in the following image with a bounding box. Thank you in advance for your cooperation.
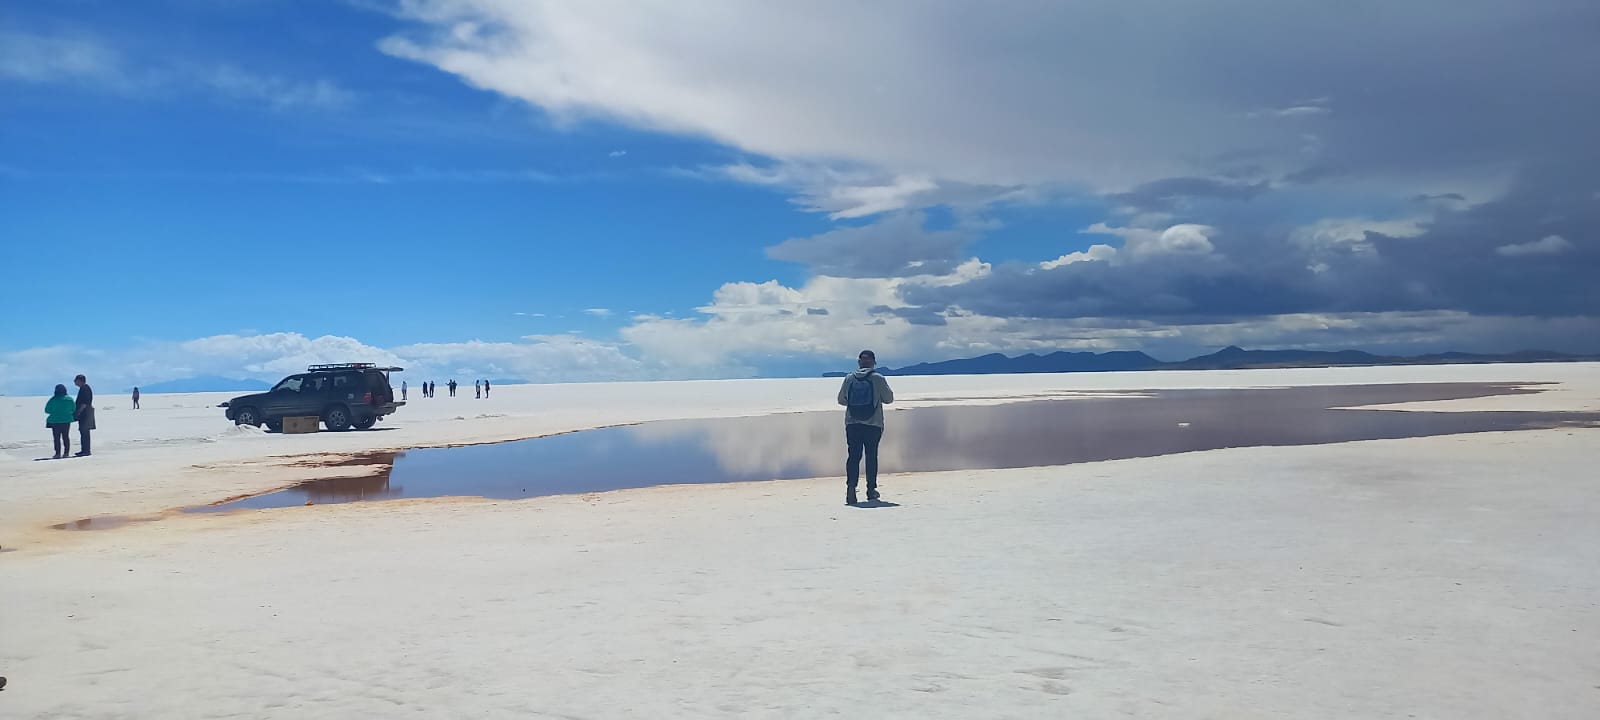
[0,29,349,111]
[201,65,352,110]
[1495,235,1572,257]
[1040,243,1117,269]
[1291,217,1427,272]
[608,149,627,158]
[1083,223,1217,259]
[584,308,614,317]
[1292,217,1425,252]
[0,30,123,86]
[713,161,990,219]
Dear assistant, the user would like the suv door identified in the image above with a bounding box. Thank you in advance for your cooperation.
[263,375,307,417]
[295,374,330,417]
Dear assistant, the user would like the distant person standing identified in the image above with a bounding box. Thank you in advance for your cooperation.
[475,379,481,399]
[449,379,457,397]
[73,374,95,457]
[45,384,75,459]
[837,350,894,505]
[131,386,140,410]
[401,380,408,401]
[483,379,491,398]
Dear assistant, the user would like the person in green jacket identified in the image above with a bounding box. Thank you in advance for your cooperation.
[45,384,75,459]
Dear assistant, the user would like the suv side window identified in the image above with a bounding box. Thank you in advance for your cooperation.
[274,375,306,393]
[332,373,360,391]
[302,375,328,393]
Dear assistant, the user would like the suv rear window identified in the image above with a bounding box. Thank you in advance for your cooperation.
[363,370,391,390]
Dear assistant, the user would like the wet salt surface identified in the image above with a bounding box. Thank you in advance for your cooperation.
[184,382,1598,513]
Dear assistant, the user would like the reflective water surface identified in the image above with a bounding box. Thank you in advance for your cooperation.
[192,382,1598,512]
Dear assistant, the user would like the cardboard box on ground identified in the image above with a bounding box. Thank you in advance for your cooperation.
[283,416,319,434]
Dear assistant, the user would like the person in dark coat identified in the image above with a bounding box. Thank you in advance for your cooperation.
[131,386,140,409]
[73,374,95,457]
[483,379,491,398]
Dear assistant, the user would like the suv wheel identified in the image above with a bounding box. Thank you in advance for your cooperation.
[234,407,262,427]
[352,415,377,430]
[264,419,283,433]
[322,405,353,432]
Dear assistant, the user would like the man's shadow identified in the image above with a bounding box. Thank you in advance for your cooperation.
[849,500,901,509]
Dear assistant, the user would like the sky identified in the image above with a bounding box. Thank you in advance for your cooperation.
[2,0,1597,393]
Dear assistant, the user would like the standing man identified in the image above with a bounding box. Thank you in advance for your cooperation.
[131,386,140,410]
[837,350,894,505]
[475,379,481,399]
[484,379,491,398]
[401,380,408,401]
[73,374,96,457]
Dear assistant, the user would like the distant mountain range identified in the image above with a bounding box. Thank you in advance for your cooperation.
[137,376,272,394]
[822,346,1600,377]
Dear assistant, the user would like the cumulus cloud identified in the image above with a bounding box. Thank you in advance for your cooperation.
[1083,223,1218,259]
[583,308,613,317]
[1040,244,1117,269]
[1496,235,1572,257]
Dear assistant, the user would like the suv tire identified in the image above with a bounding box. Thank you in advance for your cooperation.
[234,406,262,427]
[352,415,377,430]
[264,419,283,433]
[322,405,353,432]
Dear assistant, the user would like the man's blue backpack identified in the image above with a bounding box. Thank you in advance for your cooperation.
[847,373,876,420]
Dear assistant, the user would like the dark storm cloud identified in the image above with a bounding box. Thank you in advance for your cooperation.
[904,163,1598,323]
[765,212,971,277]
[1108,177,1269,214]
[868,305,949,326]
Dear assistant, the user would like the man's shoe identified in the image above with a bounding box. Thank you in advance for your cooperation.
[74,452,90,457]
[846,493,858,506]
[866,492,880,502]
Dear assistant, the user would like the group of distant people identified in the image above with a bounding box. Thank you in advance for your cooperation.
[42,375,97,459]
[406,379,490,399]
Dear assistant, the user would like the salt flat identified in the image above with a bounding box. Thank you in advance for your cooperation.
[1,364,1597,718]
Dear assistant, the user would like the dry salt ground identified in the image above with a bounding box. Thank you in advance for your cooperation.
[1,363,1598,718]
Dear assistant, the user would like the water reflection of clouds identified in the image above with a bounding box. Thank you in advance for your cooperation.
[624,397,1144,480]
[627,414,842,479]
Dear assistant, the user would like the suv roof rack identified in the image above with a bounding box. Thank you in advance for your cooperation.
[307,363,405,372]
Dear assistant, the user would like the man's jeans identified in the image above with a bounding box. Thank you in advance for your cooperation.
[845,423,884,494]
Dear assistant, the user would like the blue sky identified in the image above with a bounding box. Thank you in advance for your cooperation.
[2,1,1596,393]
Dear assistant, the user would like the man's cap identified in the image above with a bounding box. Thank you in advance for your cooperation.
[858,350,875,359]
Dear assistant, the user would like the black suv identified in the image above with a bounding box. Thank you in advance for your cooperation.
[222,363,405,432]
